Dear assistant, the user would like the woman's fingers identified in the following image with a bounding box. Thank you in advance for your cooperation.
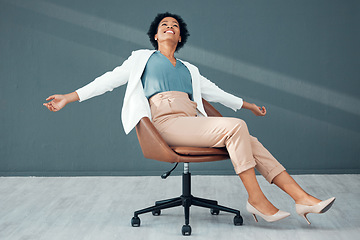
[261,106,267,116]
[251,104,267,116]
[51,101,59,111]
[44,95,62,112]
[43,101,56,112]
[43,104,50,111]
[43,102,50,109]
[46,95,56,101]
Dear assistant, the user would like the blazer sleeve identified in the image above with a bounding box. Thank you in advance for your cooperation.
[75,51,136,102]
[199,74,243,111]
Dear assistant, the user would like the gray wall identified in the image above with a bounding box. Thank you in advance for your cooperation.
[1,0,359,176]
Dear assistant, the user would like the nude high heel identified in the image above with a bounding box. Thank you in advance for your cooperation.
[295,197,336,224]
[246,201,290,223]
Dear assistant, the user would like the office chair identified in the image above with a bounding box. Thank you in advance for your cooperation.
[131,99,243,236]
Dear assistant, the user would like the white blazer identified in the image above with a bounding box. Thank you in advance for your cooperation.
[76,49,243,134]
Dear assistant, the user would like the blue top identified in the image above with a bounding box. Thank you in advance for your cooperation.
[141,51,193,99]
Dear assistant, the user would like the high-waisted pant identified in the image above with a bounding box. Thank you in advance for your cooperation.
[149,91,285,184]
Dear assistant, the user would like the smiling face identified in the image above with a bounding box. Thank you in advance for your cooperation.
[154,17,181,46]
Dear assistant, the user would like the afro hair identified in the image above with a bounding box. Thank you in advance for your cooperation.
[147,12,190,52]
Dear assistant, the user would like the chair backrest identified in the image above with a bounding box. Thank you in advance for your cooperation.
[135,99,228,163]
[201,99,223,117]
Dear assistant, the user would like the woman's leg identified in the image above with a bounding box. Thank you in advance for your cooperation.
[249,136,322,206]
[272,171,321,205]
[149,92,284,215]
[239,168,279,215]
[157,116,281,215]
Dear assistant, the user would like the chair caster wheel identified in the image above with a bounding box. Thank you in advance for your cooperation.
[152,209,161,216]
[131,216,141,227]
[233,215,243,226]
[210,208,220,215]
[182,224,192,236]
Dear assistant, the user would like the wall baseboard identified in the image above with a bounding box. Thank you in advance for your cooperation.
[1,169,359,177]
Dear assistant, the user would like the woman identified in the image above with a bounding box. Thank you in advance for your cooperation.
[43,12,335,224]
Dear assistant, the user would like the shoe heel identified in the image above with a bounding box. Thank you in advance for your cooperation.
[301,213,311,225]
[295,197,335,224]
[252,214,258,223]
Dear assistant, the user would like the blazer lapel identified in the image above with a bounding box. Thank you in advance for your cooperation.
[179,60,207,117]
[123,50,156,103]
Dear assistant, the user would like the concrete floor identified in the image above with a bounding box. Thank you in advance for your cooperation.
[0,174,359,240]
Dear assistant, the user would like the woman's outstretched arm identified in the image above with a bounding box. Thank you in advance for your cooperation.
[43,92,79,112]
[198,73,266,116]
[242,100,267,116]
[43,50,138,112]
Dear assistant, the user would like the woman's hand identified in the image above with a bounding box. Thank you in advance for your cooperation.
[250,104,267,116]
[43,95,68,112]
[242,101,267,116]
[43,92,79,112]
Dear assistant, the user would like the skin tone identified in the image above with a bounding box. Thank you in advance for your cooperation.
[43,92,79,112]
[43,16,322,216]
[154,17,181,67]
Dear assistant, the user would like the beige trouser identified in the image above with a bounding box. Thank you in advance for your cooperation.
[149,91,285,183]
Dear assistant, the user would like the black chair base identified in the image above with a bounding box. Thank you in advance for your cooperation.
[131,172,243,236]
